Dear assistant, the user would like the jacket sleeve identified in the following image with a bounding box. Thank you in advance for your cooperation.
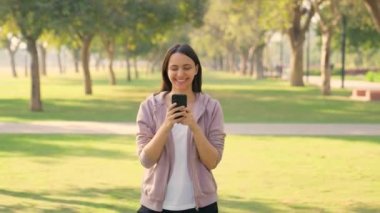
[136,100,156,168]
[208,100,226,166]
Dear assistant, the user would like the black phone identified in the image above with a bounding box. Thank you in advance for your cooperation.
[171,94,187,119]
[171,94,187,107]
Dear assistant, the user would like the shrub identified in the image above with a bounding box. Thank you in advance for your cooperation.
[365,71,380,82]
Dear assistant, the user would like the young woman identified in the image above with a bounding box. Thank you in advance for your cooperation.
[136,44,225,213]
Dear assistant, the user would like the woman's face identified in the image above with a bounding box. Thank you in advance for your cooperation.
[167,53,198,93]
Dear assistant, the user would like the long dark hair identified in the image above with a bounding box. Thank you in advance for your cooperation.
[160,44,202,92]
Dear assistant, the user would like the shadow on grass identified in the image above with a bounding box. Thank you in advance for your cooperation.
[0,205,79,213]
[213,87,380,123]
[0,98,140,122]
[0,187,139,212]
[219,196,280,212]
[219,196,328,212]
[0,135,134,159]
[0,204,28,213]
[290,136,380,145]
[220,194,380,212]
[350,204,380,213]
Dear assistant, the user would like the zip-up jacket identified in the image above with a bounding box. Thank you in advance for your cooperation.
[136,91,226,211]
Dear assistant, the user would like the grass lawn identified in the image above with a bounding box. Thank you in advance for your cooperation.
[0,135,379,212]
[1,70,380,123]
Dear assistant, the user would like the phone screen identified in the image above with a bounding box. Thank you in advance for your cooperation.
[171,94,187,119]
[171,94,187,107]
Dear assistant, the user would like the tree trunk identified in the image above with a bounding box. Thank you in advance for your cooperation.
[73,48,80,73]
[62,49,66,73]
[25,53,28,77]
[38,44,47,76]
[253,45,265,80]
[239,51,248,75]
[289,38,305,86]
[81,36,93,95]
[57,46,64,74]
[10,52,17,78]
[248,46,255,76]
[320,29,332,95]
[125,50,131,82]
[134,57,139,79]
[6,41,19,78]
[286,0,314,86]
[105,41,116,85]
[27,38,43,111]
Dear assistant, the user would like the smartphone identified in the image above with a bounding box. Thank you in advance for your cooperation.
[171,94,187,119]
[171,94,187,107]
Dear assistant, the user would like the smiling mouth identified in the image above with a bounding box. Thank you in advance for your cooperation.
[175,79,187,84]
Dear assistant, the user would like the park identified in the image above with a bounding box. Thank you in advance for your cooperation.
[1,1,380,212]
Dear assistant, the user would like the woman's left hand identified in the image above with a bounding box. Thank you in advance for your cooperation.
[179,107,196,129]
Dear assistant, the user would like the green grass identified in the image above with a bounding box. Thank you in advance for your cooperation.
[1,70,380,123]
[0,135,379,212]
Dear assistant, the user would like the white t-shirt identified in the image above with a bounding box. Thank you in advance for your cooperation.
[163,123,196,210]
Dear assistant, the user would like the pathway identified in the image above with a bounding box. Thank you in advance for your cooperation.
[1,121,380,136]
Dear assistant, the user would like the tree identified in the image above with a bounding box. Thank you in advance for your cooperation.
[364,0,380,32]
[98,0,131,85]
[0,20,21,78]
[8,0,53,111]
[286,0,315,86]
[118,0,207,77]
[312,0,340,95]
[52,0,105,95]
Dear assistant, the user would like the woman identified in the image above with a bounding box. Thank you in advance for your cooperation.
[136,44,225,213]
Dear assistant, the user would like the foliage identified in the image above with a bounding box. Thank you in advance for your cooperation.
[8,0,53,40]
[365,71,380,82]
[51,0,105,40]
[330,0,380,67]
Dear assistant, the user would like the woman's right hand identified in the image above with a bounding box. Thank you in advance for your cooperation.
[163,103,186,129]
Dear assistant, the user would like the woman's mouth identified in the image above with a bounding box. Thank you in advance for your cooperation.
[175,79,187,85]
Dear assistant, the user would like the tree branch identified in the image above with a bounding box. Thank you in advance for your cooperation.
[364,0,380,32]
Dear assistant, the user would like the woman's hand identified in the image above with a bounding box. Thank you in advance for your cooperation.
[163,103,186,129]
[180,107,197,129]
[139,103,186,167]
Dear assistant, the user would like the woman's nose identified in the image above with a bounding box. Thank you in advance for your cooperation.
[177,69,185,76]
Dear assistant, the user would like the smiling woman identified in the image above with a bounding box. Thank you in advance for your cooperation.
[136,44,225,212]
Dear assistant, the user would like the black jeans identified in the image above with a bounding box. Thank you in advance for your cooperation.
[137,202,218,213]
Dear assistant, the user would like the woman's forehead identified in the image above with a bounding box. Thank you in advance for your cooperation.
[169,53,194,65]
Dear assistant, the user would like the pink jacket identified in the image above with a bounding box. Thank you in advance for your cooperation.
[136,91,226,211]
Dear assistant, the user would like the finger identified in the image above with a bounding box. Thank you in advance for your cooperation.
[168,103,177,111]
[169,106,186,115]
[173,111,186,118]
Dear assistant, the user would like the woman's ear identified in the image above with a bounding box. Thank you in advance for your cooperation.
[195,65,199,75]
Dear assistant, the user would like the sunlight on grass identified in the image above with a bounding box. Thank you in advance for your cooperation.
[0,135,379,212]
